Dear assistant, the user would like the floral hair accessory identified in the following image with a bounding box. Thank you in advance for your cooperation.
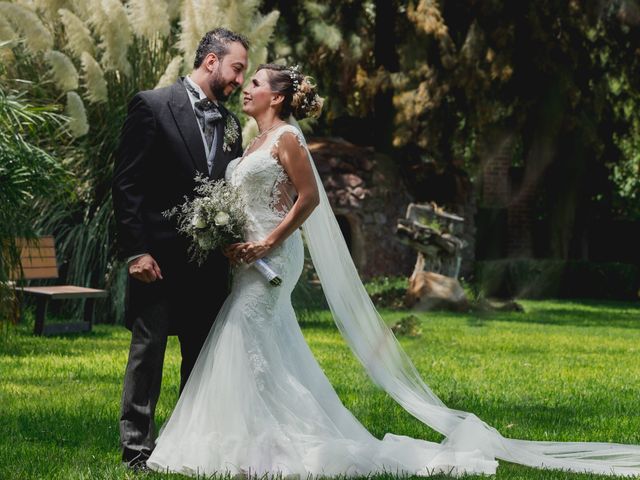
[288,64,301,92]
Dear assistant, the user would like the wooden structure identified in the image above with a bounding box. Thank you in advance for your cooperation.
[12,236,107,335]
[396,203,467,279]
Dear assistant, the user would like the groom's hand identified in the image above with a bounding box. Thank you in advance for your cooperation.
[128,254,163,283]
[223,243,244,266]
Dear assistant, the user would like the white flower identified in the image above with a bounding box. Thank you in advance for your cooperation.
[223,117,239,152]
[191,214,207,229]
[214,211,230,226]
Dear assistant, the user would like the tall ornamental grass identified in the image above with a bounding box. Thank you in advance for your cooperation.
[0,0,279,324]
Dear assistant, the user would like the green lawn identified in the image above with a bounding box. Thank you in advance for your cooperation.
[1,300,639,480]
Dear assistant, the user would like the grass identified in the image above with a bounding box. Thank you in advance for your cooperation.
[1,299,639,479]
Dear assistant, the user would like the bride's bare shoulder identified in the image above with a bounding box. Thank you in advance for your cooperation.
[273,127,305,151]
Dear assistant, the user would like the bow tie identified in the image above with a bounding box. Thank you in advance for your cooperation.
[193,98,223,128]
[184,79,222,157]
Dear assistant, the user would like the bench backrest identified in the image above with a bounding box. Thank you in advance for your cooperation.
[13,236,59,280]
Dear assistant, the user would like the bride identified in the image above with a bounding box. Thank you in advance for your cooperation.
[147,64,640,477]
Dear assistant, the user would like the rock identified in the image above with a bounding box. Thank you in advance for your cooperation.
[405,271,469,311]
[343,173,363,187]
[360,158,374,171]
[351,186,366,199]
[348,195,360,208]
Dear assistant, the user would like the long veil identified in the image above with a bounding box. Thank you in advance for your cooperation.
[289,119,640,476]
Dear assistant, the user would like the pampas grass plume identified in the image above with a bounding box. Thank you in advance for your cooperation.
[66,91,89,137]
[0,15,15,42]
[0,2,53,54]
[81,51,108,104]
[311,21,342,51]
[45,50,79,92]
[178,0,203,68]
[59,8,95,59]
[90,0,132,75]
[155,56,184,89]
[249,10,279,50]
[127,0,171,41]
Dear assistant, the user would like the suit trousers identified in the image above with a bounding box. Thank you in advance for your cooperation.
[119,252,228,461]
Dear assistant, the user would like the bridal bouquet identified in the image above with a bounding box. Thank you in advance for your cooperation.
[163,175,282,286]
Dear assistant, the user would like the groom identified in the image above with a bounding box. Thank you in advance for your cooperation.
[112,28,248,469]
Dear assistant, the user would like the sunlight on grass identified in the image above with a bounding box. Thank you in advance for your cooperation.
[0,300,638,479]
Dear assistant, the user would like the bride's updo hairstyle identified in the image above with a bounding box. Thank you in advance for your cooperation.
[256,63,324,120]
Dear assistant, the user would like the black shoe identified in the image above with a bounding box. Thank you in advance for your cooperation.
[123,450,150,472]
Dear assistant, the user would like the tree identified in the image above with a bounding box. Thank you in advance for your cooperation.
[386,0,640,258]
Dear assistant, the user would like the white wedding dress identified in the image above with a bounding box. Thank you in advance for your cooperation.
[147,125,640,477]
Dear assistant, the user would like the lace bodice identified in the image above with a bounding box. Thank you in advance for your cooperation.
[225,125,303,240]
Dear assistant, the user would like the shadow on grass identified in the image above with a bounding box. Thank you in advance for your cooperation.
[0,325,125,357]
[349,385,640,446]
[487,300,640,329]
[399,299,640,330]
[3,388,637,467]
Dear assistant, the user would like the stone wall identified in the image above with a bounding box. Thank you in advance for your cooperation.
[308,138,415,278]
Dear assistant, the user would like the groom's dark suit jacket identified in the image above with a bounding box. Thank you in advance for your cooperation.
[113,79,243,331]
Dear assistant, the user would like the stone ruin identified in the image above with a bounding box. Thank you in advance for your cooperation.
[308,137,414,278]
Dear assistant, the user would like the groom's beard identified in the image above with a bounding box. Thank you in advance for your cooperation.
[209,68,235,102]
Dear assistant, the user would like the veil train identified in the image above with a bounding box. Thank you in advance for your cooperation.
[290,118,640,476]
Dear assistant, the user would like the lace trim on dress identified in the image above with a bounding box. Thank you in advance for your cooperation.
[267,128,306,218]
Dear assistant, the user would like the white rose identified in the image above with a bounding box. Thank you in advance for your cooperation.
[191,214,207,229]
[214,211,230,226]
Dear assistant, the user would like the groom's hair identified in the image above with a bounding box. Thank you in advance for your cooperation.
[194,28,249,68]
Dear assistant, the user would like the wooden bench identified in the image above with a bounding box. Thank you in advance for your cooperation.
[12,236,108,336]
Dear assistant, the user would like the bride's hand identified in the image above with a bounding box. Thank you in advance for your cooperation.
[242,240,274,264]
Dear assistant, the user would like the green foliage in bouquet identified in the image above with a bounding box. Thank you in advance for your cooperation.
[164,176,247,266]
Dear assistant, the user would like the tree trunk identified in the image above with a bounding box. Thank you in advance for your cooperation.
[374,0,399,152]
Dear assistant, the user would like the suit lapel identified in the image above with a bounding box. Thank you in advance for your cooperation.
[167,79,209,176]
[210,108,230,180]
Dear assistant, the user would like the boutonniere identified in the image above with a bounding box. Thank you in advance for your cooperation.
[223,117,239,152]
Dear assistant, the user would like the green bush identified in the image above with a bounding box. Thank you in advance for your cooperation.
[0,87,73,325]
[364,276,408,309]
[476,259,640,300]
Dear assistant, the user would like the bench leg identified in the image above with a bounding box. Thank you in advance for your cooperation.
[34,297,48,336]
[83,298,95,330]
